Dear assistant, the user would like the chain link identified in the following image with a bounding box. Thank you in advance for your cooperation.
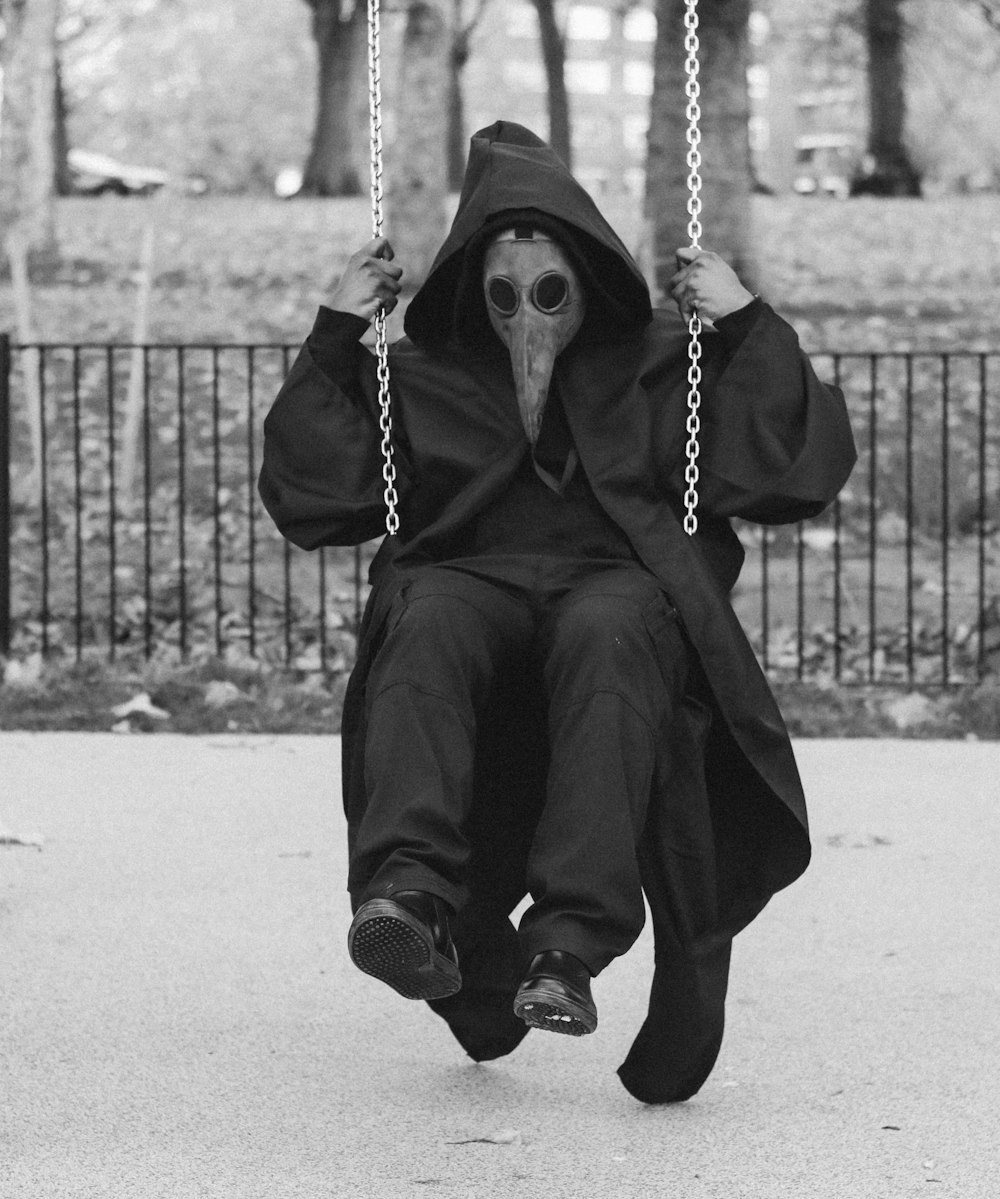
[367,0,399,537]
[682,0,702,537]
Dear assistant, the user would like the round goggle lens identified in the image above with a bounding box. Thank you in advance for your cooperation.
[487,277,519,316]
[533,272,569,313]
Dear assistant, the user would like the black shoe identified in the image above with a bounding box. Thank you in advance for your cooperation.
[513,949,598,1036]
[348,890,462,1001]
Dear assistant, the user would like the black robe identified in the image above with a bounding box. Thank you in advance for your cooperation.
[259,121,857,1102]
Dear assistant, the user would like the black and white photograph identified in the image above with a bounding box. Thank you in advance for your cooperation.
[2,2,998,1195]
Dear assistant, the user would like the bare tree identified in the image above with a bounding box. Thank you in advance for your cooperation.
[387,1,449,287]
[53,54,73,195]
[645,0,755,297]
[300,0,370,196]
[1,0,60,491]
[447,0,490,190]
[0,0,61,264]
[857,0,921,195]
[532,0,571,168]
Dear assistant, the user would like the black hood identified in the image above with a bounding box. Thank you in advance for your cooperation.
[404,121,652,351]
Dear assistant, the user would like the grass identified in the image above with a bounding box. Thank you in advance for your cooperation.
[2,192,998,349]
[752,196,1000,352]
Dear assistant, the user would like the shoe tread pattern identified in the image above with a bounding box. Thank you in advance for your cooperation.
[349,903,461,1001]
[514,994,596,1037]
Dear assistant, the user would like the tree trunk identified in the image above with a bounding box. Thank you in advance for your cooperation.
[645,0,756,300]
[448,5,469,190]
[860,0,922,196]
[532,0,572,168]
[0,0,60,266]
[300,1,369,196]
[53,54,73,197]
[448,2,492,190]
[386,1,450,289]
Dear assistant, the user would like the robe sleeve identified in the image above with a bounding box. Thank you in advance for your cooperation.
[258,307,412,549]
[690,303,856,525]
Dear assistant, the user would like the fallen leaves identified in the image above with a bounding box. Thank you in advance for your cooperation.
[3,653,44,688]
[882,692,936,731]
[203,679,248,708]
[0,819,43,850]
[825,833,893,849]
[112,692,171,721]
[446,1128,523,1146]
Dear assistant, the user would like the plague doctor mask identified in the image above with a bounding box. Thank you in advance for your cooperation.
[483,227,586,443]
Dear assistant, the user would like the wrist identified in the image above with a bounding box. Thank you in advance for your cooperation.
[718,288,757,320]
[713,294,764,346]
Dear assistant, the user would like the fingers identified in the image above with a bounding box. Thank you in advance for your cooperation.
[670,285,699,328]
[352,240,403,281]
[670,247,716,285]
[369,256,403,316]
[363,276,401,318]
[340,233,402,316]
[374,290,400,317]
[669,248,748,324]
[669,251,704,325]
[365,235,395,261]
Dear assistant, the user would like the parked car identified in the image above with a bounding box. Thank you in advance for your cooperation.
[792,134,857,200]
[67,149,207,197]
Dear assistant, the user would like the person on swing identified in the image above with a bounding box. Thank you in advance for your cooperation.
[259,122,855,1103]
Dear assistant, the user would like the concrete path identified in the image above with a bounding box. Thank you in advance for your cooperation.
[1,734,997,1199]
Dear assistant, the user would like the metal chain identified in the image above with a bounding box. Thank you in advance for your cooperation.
[682,0,703,537]
[366,0,399,537]
[365,0,700,539]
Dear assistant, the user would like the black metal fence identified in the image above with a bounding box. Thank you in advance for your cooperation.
[1,333,998,685]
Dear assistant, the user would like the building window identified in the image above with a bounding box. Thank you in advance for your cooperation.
[622,113,649,155]
[507,2,538,38]
[749,12,770,47]
[567,5,612,40]
[623,167,646,199]
[623,60,653,97]
[566,59,611,94]
[748,64,769,102]
[504,60,547,92]
[623,8,656,42]
[749,115,769,154]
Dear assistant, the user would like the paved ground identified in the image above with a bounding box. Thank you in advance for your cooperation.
[1,733,998,1199]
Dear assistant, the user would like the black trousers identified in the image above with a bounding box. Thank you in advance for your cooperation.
[353,555,689,975]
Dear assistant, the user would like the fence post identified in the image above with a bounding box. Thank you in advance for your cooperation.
[0,333,11,657]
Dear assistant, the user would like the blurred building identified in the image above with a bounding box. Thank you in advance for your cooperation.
[754,7,865,198]
[461,0,866,200]
[464,1,657,201]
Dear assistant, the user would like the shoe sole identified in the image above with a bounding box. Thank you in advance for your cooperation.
[513,987,598,1036]
[348,899,462,1001]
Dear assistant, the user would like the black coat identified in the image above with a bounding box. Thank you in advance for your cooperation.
[259,122,857,1101]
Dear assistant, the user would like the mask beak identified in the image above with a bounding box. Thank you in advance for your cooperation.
[509,319,558,444]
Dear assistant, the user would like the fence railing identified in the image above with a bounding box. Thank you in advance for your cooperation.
[1,334,998,686]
